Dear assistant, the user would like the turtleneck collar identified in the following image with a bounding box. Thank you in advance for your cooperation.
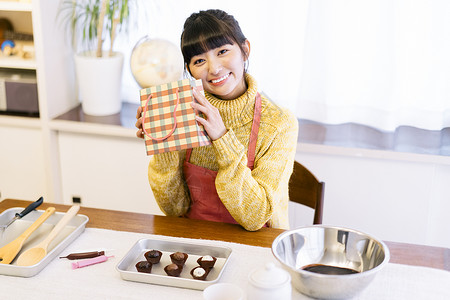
[204,74,259,128]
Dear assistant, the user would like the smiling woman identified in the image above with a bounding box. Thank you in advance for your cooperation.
[135,9,299,231]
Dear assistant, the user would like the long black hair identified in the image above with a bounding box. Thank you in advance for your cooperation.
[181,9,248,74]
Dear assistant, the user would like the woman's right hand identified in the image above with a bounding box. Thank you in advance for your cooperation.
[135,106,145,139]
[191,87,227,141]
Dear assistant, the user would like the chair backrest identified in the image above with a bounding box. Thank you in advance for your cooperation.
[288,161,325,224]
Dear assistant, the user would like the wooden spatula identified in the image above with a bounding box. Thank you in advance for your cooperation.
[0,207,55,264]
[16,205,80,266]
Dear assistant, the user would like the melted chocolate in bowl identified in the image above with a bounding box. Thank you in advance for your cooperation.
[302,264,359,275]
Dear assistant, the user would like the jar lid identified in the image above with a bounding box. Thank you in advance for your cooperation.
[248,263,291,289]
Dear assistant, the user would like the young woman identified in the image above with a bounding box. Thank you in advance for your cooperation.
[135,9,298,231]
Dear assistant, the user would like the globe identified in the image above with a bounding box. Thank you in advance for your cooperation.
[130,37,184,88]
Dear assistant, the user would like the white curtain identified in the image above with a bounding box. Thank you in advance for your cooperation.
[297,0,450,131]
[119,0,450,132]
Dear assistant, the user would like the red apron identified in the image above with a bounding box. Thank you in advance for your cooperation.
[183,93,262,224]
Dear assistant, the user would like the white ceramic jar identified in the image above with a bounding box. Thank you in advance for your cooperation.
[203,283,245,300]
[247,262,292,300]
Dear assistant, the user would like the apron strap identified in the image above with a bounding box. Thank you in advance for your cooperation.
[186,148,193,161]
[247,93,262,170]
[185,92,262,169]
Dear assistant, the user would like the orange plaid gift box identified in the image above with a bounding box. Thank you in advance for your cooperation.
[140,79,211,156]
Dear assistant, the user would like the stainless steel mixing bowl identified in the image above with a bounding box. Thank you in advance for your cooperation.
[272,225,389,299]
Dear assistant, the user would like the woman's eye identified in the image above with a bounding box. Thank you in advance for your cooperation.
[218,49,228,55]
[193,58,205,65]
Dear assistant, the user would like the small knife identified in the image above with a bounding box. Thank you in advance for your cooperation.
[2,197,44,229]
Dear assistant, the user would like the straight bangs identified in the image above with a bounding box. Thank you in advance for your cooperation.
[182,18,235,65]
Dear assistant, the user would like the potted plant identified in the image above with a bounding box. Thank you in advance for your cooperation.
[59,0,134,116]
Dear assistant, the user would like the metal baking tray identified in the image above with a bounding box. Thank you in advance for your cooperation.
[0,207,89,277]
[116,238,232,290]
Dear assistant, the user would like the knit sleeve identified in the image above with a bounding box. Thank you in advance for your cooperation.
[213,110,298,231]
[148,150,190,216]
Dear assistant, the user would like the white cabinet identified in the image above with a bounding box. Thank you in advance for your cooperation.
[293,144,450,248]
[58,131,161,215]
[0,1,160,214]
[0,121,46,200]
[0,0,77,202]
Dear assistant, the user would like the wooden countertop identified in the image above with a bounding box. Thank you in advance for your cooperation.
[1,199,449,271]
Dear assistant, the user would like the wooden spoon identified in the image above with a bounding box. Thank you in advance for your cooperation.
[16,205,80,266]
[0,207,56,264]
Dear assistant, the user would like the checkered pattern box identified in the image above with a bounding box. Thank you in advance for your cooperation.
[140,79,212,156]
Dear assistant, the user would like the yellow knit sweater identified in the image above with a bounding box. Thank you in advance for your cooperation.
[148,74,298,231]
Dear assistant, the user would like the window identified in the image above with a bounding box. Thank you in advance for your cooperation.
[117,0,450,155]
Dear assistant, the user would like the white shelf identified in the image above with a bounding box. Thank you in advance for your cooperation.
[0,114,40,128]
[49,119,136,138]
[0,1,32,12]
[0,56,36,69]
[298,142,450,165]
[0,0,75,204]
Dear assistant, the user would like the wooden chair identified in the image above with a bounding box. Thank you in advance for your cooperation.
[289,161,325,224]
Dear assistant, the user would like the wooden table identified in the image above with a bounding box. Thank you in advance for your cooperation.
[2,199,449,271]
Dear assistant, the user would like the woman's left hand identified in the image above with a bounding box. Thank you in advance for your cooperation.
[191,87,227,140]
[135,106,145,139]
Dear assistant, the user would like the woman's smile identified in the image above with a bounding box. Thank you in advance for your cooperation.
[210,73,231,85]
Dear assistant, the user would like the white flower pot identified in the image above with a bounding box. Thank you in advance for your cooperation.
[74,51,124,116]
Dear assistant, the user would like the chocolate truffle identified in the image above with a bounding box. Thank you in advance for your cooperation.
[197,255,217,269]
[135,261,152,273]
[164,263,183,277]
[170,251,188,266]
[190,266,209,280]
[144,249,162,264]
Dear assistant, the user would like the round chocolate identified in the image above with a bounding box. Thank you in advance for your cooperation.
[135,261,152,273]
[164,263,183,277]
[172,252,184,260]
[170,252,188,266]
[144,250,162,264]
[190,266,209,280]
[197,255,217,269]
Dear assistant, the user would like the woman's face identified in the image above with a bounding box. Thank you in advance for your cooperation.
[188,41,250,100]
